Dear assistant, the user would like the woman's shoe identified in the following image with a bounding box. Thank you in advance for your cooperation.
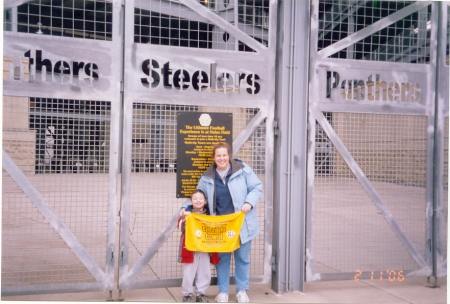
[214,292,229,303]
[236,290,249,303]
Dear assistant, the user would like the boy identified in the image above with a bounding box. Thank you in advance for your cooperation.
[179,189,219,302]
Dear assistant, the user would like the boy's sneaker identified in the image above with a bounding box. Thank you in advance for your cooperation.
[196,294,209,302]
[236,290,249,303]
[214,292,229,303]
[183,294,192,302]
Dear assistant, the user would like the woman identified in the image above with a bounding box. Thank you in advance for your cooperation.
[181,142,262,303]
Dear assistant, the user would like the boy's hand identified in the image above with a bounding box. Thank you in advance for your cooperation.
[180,208,191,217]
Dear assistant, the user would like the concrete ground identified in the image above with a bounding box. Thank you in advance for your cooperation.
[2,277,447,303]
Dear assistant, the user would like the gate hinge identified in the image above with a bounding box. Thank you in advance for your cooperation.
[271,256,277,273]
[274,120,279,136]
[120,81,124,92]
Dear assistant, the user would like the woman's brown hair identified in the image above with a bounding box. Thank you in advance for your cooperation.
[212,142,232,157]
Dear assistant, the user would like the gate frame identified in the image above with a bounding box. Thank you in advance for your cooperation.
[432,1,449,280]
[305,0,445,282]
[117,0,278,291]
[1,0,123,296]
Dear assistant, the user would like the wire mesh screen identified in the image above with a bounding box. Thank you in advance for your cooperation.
[128,103,266,282]
[2,95,112,287]
[318,0,431,63]
[5,0,113,40]
[29,98,111,174]
[312,112,428,275]
[134,0,269,51]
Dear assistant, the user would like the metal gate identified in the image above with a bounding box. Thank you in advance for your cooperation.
[2,0,277,296]
[306,0,448,282]
[117,0,276,291]
[2,0,123,296]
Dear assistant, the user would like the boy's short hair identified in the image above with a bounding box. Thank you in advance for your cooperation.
[191,189,210,214]
[191,189,207,200]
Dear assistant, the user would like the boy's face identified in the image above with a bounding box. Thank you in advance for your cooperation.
[191,192,207,211]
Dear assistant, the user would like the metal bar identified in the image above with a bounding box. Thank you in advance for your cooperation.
[432,1,450,277]
[118,212,179,289]
[284,1,295,290]
[179,0,267,53]
[234,0,239,51]
[122,278,183,290]
[305,0,320,283]
[11,6,18,32]
[263,102,276,286]
[3,0,31,9]
[105,0,124,291]
[313,102,428,116]
[2,150,108,286]
[279,0,309,291]
[315,57,430,73]
[29,110,112,122]
[232,108,267,156]
[118,0,136,289]
[4,0,114,10]
[423,2,439,278]
[431,1,448,278]
[318,1,430,58]
[314,111,428,270]
[117,101,133,285]
[2,282,105,297]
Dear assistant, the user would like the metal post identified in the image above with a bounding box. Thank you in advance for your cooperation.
[431,1,448,283]
[273,0,310,293]
[234,0,239,51]
[11,7,18,32]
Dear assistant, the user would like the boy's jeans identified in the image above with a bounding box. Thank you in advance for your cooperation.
[216,240,252,293]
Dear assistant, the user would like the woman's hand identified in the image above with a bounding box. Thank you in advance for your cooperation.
[241,202,253,214]
[180,208,190,217]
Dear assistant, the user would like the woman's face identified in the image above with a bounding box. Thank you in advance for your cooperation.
[214,147,230,170]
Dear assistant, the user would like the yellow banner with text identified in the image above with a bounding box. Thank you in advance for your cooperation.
[185,212,245,252]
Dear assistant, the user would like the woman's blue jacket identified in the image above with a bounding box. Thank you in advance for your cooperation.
[182,158,262,244]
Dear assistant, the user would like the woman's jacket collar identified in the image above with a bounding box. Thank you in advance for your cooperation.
[202,158,245,180]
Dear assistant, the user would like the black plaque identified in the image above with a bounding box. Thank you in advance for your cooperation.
[177,112,233,198]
